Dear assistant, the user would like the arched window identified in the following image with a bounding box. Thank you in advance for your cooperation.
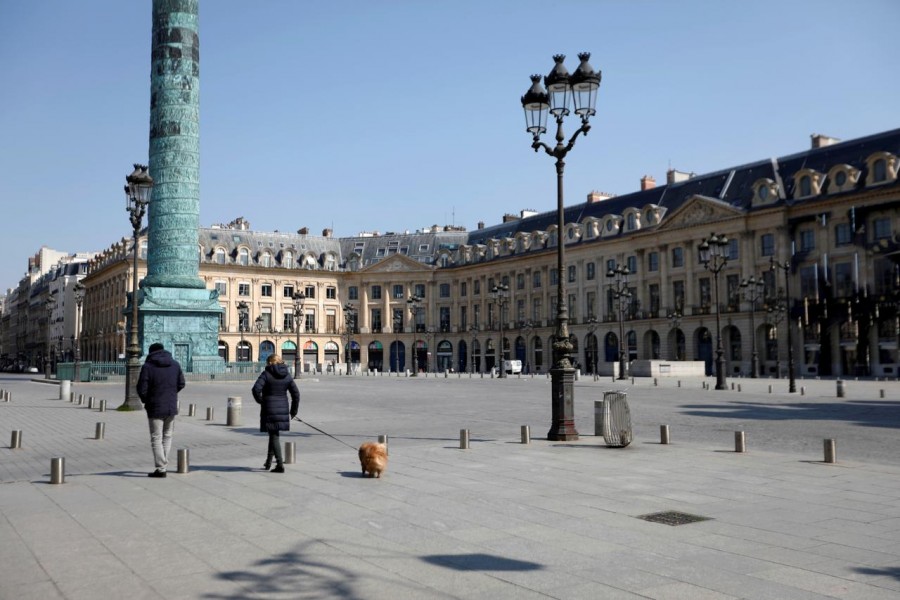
[261,252,273,268]
[238,248,249,266]
[626,213,636,230]
[873,158,887,182]
[282,251,293,269]
[215,247,226,264]
[799,175,811,197]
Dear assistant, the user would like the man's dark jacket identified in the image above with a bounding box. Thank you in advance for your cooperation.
[252,363,300,433]
[137,349,186,418]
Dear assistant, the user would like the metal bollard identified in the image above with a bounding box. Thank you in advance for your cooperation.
[801,386,805,396]
[836,380,845,398]
[731,382,735,390]
[880,389,885,399]
[653,377,658,387]
[377,434,389,454]
[59,380,71,400]
[50,457,65,484]
[768,385,772,394]
[99,399,107,412]
[824,439,836,463]
[95,422,105,440]
[88,397,95,409]
[206,407,214,421]
[70,392,75,402]
[10,430,23,449]
[77,393,84,404]
[188,403,196,417]
[226,396,242,427]
[521,425,531,444]
[594,400,604,436]
[177,448,190,473]
[459,429,470,449]
[284,441,296,464]
[660,425,670,445]
[738,384,742,392]
[678,380,682,388]
[735,431,746,453]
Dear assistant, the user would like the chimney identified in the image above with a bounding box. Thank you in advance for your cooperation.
[587,190,614,203]
[811,133,840,149]
[477,221,485,230]
[640,175,656,191]
[502,213,520,223]
[666,169,693,185]
[297,227,309,235]
[322,228,333,237]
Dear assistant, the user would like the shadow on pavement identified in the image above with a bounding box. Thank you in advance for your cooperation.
[679,400,900,429]
[854,566,900,582]
[421,553,544,571]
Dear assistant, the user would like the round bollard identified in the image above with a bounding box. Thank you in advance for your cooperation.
[836,380,845,398]
[99,399,107,412]
[521,425,531,444]
[94,423,105,440]
[284,441,296,464]
[735,431,746,453]
[226,396,242,427]
[206,407,214,421]
[188,403,196,417]
[660,425,670,445]
[824,439,836,464]
[177,448,190,473]
[50,457,65,484]
[377,434,389,454]
[10,430,23,449]
[460,429,470,449]
[77,393,84,404]
[59,380,71,400]
[87,397,95,409]
[594,400,604,436]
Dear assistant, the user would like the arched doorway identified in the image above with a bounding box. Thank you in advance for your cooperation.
[533,337,543,373]
[368,341,384,371]
[515,336,527,364]
[696,328,713,375]
[604,332,618,363]
[437,340,453,372]
[626,331,637,362]
[414,339,427,372]
[259,341,275,364]
[668,328,685,360]
[458,340,468,373]
[347,340,360,365]
[485,339,496,371]
[726,325,741,374]
[324,341,339,369]
[585,333,599,374]
[237,341,251,362]
[303,340,318,372]
[472,339,482,373]
[282,341,297,368]
[643,330,660,360]
[389,340,406,372]
[218,341,228,362]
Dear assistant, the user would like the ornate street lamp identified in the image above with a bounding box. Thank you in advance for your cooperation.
[469,324,479,374]
[44,296,54,379]
[606,264,631,380]
[740,275,766,378]
[424,326,436,373]
[292,291,306,376]
[585,316,598,375]
[522,52,600,440]
[765,298,786,379]
[342,302,356,375]
[73,281,85,382]
[667,309,683,360]
[407,294,423,375]
[490,283,510,378]
[519,319,535,374]
[699,233,730,390]
[770,257,797,392]
[122,164,152,410]
[255,315,264,362]
[236,300,249,363]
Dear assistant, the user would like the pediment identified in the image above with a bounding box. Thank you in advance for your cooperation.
[657,195,745,230]
[361,253,435,273]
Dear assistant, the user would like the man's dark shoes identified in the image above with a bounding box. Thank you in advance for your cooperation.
[148,470,167,478]
[271,464,285,473]
[262,462,272,471]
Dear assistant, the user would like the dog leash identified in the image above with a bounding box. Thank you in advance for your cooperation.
[293,417,358,451]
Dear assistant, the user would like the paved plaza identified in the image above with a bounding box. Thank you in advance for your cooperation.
[2,372,900,599]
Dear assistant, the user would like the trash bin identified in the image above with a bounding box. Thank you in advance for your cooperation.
[601,390,632,448]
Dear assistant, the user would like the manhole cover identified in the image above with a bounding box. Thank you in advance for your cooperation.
[638,511,711,526]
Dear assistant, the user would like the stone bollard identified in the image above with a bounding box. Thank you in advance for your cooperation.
[95,422,105,440]
[594,400,604,436]
[188,403,196,417]
[284,441,296,464]
[10,430,23,449]
[735,431,746,453]
[226,396,242,427]
[177,448,190,473]
[836,380,845,398]
[660,425,670,445]
[459,429,470,449]
[50,457,65,484]
[824,439,836,463]
[521,425,531,444]
[59,380,71,400]
[378,434,389,454]
[206,407,214,421]
[99,399,107,412]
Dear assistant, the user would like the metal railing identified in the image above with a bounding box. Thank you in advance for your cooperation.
[56,360,268,382]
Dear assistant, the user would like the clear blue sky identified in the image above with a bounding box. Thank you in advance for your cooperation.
[1,0,898,291]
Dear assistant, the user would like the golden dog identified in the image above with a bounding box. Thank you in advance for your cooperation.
[358,441,388,478]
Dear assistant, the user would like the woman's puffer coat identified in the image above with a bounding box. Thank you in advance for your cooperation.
[252,363,300,433]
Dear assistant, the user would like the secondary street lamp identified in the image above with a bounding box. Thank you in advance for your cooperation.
[44,296,54,379]
[490,283,510,378]
[342,302,356,375]
[606,264,631,380]
[667,309,683,360]
[255,315,264,362]
[236,300,249,362]
[522,52,600,440]
[519,320,534,374]
[292,291,306,376]
[469,324,479,374]
[73,281,85,382]
[407,294,423,375]
[699,233,730,391]
[770,257,797,393]
[585,316,598,375]
[765,298,785,379]
[123,164,152,410]
[740,275,766,378]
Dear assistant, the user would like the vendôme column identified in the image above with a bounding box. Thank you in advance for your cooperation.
[138,0,222,372]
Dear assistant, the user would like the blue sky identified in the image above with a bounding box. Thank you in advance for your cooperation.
[1,0,898,291]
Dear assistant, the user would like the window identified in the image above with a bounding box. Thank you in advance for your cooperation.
[516,273,525,290]
[461,282,467,297]
[799,230,815,252]
[473,304,481,328]
[459,305,467,330]
[550,269,558,286]
[215,281,227,296]
[568,265,576,283]
[238,283,250,297]
[283,312,294,332]
[326,311,337,333]
[626,213,636,230]
[393,284,404,299]
[474,280,481,295]
[649,284,660,315]
[799,176,811,197]
[699,278,711,308]
[418,244,429,252]
[672,247,684,268]
[673,281,685,311]
[238,248,249,266]
[727,238,739,260]
[261,252,273,268]
[586,291,596,319]
[440,306,451,331]
[392,308,404,331]
[873,159,887,183]
[532,297,542,322]
[282,251,293,269]
[648,252,659,272]
[873,217,892,240]
[371,285,381,300]
[261,284,273,297]
[305,285,315,298]
[326,286,336,300]
[834,263,853,296]
[215,248,226,264]
[760,233,775,257]
[586,262,595,280]
[260,311,272,331]
[348,286,359,300]
[439,283,450,298]
[415,284,426,297]
[304,312,316,332]
[532,271,541,288]
[626,255,637,274]
[605,259,615,274]
[799,266,817,298]
[282,285,293,298]
[835,223,852,246]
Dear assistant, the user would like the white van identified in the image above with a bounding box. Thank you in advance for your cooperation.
[503,359,523,374]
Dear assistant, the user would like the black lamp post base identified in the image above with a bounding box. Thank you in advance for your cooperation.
[121,358,144,411]
[547,366,579,441]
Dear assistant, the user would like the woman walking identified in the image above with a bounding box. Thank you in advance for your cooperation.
[252,354,300,472]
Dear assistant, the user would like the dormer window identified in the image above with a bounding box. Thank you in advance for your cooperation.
[282,251,293,269]
[238,247,249,266]
[865,152,897,187]
[261,252,273,268]
[752,178,779,206]
[827,164,861,194]
[214,247,226,264]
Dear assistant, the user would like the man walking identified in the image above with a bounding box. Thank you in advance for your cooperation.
[137,342,185,478]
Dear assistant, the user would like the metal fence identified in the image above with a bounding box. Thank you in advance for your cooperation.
[56,361,267,383]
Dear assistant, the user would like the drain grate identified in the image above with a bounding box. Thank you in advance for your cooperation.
[638,511,712,526]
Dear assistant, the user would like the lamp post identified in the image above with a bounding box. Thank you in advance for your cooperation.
[490,283,509,378]
[765,298,785,379]
[519,319,534,374]
[770,257,797,392]
[255,315,263,362]
[73,282,85,382]
[292,291,306,376]
[123,164,152,410]
[424,327,436,373]
[667,310,683,360]
[585,316,598,375]
[44,296,54,379]
[699,233,730,391]
[236,300,249,362]
[740,275,766,378]
[522,52,600,440]
[469,324,479,374]
[606,264,631,380]
[343,302,356,375]
[407,294,422,375]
